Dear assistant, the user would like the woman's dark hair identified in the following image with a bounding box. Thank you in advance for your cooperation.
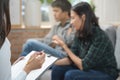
[51,0,71,16]
[72,2,99,40]
[0,0,11,48]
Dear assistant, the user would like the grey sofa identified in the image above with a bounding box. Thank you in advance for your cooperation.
[39,26,120,80]
[105,26,120,80]
[114,26,120,80]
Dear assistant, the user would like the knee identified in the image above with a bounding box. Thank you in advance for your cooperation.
[52,65,60,77]
[52,65,65,75]
[65,70,84,80]
[24,39,37,46]
[52,65,61,73]
[64,71,74,80]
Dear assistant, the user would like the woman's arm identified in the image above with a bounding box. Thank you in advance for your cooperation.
[54,37,83,70]
[54,57,72,65]
[62,45,83,70]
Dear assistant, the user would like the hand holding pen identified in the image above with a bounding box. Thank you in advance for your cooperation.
[24,51,45,74]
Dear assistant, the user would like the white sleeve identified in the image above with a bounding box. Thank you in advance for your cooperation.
[12,70,27,80]
[0,38,27,80]
[0,38,12,80]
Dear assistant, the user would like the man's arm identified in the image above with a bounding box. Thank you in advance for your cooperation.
[43,25,56,45]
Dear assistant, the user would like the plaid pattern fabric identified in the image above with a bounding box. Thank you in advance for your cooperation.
[71,26,119,79]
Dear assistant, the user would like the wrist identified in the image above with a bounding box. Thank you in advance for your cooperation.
[62,44,67,48]
[24,65,31,74]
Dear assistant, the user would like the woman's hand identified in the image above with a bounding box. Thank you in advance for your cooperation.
[52,35,60,41]
[52,35,66,47]
[24,51,45,74]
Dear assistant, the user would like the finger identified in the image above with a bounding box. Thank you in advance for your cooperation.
[35,55,41,59]
[39,58,45,65]
[40,53,45,58]
[52,40,58,43]
[35,53,45,61]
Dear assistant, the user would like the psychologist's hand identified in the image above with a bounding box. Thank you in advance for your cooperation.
[24,51,45,74]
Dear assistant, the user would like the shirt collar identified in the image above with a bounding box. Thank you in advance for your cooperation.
[58,19,70,27]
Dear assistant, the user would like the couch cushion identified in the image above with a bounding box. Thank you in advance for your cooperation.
[114,27,120,70]
[38,70,51,80]
[104,26,116,48]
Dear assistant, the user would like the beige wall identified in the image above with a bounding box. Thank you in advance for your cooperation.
[94,0,120,26]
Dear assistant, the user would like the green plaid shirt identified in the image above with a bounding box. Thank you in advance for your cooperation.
[71,26,119,79]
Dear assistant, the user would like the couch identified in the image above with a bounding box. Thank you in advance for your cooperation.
[38,26,120,80]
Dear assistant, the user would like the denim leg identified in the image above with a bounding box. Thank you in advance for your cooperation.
[21,39,66,58]
[64,70,114,80]
[51,65,75,80]
[21,39,39,56]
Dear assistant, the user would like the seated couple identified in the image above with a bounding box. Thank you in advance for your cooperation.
[20,1,119,80]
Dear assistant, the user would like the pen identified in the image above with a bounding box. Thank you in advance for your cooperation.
[26,57,34,65]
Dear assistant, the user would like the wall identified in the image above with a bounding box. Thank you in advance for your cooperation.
[10,0,21,26]
[8,28,50,64]
[94,0,120,26]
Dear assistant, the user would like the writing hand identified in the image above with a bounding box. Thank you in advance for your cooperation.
[24,51,45,74]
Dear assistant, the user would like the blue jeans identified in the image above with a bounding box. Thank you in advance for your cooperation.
[21,39,67,58]
[52,65,114,80]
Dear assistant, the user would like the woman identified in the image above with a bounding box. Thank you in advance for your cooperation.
[51,2,119,80]
[0,0,45,80]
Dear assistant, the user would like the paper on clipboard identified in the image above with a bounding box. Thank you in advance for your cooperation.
[12,51,58,80]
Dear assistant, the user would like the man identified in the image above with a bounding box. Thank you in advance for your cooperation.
[21,0,75,58]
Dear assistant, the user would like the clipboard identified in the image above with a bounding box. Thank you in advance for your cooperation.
[11,51,58,80]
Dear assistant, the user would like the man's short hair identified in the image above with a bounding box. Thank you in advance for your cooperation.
[51,0,71,16]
